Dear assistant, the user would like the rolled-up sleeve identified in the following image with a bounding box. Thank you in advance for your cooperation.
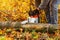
[38,0,50,9]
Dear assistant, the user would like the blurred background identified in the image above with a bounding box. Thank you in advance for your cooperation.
[0,0,60,24]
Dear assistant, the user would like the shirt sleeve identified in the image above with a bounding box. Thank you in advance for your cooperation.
[38,0,50,9]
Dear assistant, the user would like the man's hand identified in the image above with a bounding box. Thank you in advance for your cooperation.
[36,7,41,11]
[36,8,39,10]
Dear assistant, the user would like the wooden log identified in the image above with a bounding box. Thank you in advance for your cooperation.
[0,21,59,29]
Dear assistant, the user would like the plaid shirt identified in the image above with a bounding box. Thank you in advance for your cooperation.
[38,0,60,8]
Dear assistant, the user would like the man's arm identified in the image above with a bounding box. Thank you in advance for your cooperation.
[38,0,50,9]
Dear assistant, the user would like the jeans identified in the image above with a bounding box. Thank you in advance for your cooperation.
[46,0,60,24]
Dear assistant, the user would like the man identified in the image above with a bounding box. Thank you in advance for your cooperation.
[35,0,60,24]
